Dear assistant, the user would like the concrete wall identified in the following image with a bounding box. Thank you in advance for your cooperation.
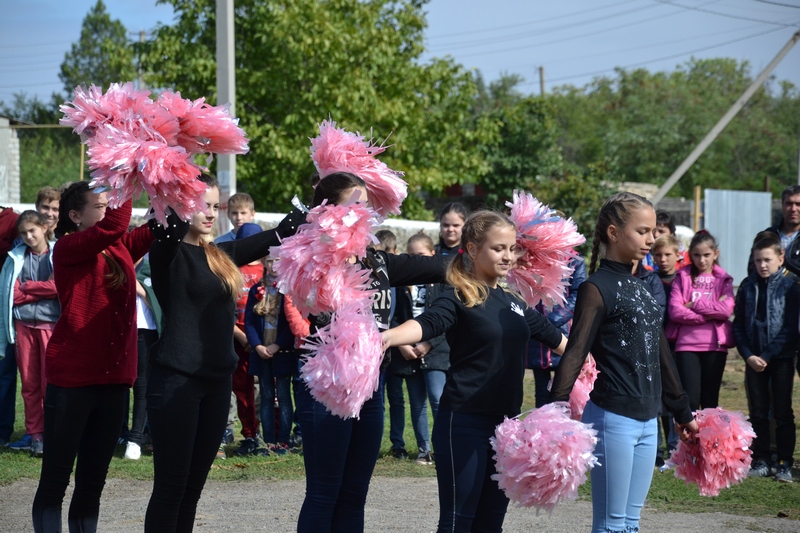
[0,119,21,204]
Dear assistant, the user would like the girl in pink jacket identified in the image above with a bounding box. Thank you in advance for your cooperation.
[667,230,734,411]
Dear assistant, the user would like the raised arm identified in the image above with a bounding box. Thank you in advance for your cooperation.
[382,251,450,287]
[217,208,306,266]
[55,199,132,267]
[549,282,605,402]
[148,211,191,273]
[121,223,155,264]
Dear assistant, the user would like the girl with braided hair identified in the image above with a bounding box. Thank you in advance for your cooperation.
[550,192,698,533]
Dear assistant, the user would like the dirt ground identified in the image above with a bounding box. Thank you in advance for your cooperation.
[1,477,797,532]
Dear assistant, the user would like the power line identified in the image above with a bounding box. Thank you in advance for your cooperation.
[428,1,663,53]
[426,0,638,42]
[519,23,795,87]
[652,0,800,26]
[753,0,800,8]
[0,41,72,50]
[452,2,702,60]
[497,22,768,73]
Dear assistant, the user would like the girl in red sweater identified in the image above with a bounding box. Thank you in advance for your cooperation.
[32,182,153,533]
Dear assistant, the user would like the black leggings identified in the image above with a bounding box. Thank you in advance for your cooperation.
[145,365,231,532]
[674,351,727,411]
[32,383,128,533]
[128,329,159,445]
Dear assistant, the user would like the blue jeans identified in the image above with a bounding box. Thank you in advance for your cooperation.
[531,367,553,408]
[257,361,294,445]
[746,356,795,464]
[583,401,657,533]
[386,371,430,453]
[422,369,447,421]
[431,409,509,533]
[0,343,17,441]
[296,381,384,532]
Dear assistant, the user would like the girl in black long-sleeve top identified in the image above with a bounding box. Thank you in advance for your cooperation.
[382,210,568,533]
[144,174,303,532]
[549,192,698,533]
[295,172,450,533]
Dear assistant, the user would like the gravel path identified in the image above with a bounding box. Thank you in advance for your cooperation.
[1,477,797,532]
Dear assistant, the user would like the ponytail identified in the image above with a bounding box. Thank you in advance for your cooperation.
[198,240,242,300]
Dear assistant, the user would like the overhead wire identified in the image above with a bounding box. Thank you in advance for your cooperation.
[652,0,800,25]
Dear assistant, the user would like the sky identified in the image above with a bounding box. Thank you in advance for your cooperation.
[1,0,799,105]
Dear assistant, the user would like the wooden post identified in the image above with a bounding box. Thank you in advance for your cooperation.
[693,185,702,233]
[79,144,85,181]
[764,175,771,193]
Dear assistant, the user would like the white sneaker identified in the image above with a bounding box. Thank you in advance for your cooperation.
[125,441,141,460]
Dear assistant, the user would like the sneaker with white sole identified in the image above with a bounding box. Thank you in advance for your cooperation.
[125,441,142,460]
[415,451,434,465]
[29,438,44,457]
[748,459,770,478]
[8,434,32,451]
[774,462,793,483]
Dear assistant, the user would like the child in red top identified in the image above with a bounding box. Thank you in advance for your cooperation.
[31,183,153,533]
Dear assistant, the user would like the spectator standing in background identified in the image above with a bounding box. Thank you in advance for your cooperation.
[436,202,467,256]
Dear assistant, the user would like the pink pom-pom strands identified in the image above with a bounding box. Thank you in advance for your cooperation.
[490,403,599,512]
[667,408,756,497]
[505,191,585,309]
[272,192,385,419]
[310,119,407,218]
[567,355,599,421]
[60,83,249,224]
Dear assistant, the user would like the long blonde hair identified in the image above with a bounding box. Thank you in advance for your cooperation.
[198,174,242,299]
[446,210,516,308]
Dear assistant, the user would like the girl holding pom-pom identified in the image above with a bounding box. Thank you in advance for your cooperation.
[381,210,568,533]
[550,192,698,533]
[31,184,154,532]
[143,174,305,532]
[295,172,449,533]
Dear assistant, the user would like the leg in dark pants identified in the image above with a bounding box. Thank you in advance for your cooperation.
[129,329,158,445]
[145,366,231,532]
[32,384,128,533]
[746,357,796,464]
[432,409,509,533]
[0,343,17,442]
[531,367,553,409]
[675,351,727,411]
[296,383,384,533]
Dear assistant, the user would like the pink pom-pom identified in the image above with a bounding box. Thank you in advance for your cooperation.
[61,83,250,223]
[300,300,383,419]
[667,408,756,497]
[491,403,599,512]
[506,191,585,309]
[567,355,599,421]
[310,119,407,218]
[158,91,249,156]
[271,201,380,316]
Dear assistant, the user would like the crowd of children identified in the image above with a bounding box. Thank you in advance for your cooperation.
[0,179,798,533]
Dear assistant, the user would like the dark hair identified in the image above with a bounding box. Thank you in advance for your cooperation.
[17,210,48,232]
[374,229,397,253]
[311,172,367,208]
[781,185,800,203]
[35,187,60,209]
[55,181,92,238]
[655,210,676,235]
[589,192,653,274]
[751,231,782,256]
[688,229,719,283]
[439,202,468,223]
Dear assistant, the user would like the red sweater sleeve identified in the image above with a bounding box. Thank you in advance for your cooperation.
[283,295,310,339]
[55,200,132,267]
[20,280,58,299]
[0,208,19,263]
[120,223,154,264]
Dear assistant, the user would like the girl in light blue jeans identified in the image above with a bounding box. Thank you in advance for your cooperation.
[550,192,698,533]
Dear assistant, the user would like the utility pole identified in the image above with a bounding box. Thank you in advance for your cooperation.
[652,30,800,204]
[216,0,236,236]
[539,66,545,96]
[138,29,146,91]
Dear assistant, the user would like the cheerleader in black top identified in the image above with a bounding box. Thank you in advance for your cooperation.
[550,192,699,533]
[382,210,568,533]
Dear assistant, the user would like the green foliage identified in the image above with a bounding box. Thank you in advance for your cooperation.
[550,58,800,199]
[0,94,84,201]
[59,0,137,96]
[141,0,496,217]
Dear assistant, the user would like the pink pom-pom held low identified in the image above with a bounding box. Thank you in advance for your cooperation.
[505,191,585,309]
[667,407,756,496]
[567,355,599,421]
[490,403,599,512]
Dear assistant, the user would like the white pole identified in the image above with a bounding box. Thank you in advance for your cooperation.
[653,30,800,205]
[215,0,236,235]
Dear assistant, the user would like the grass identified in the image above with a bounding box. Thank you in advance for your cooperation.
[2,353,799,520]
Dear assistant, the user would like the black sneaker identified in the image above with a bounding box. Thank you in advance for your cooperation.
[235,437,260,456]
[221,429,235,445]
[391,448,409,460]
[415,451,434,465]
[774,461,793,483]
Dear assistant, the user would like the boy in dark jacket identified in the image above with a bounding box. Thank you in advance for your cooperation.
[734,233,799,483]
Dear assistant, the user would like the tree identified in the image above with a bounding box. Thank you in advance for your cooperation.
[140,0,496,219]
[59,0,137,96]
